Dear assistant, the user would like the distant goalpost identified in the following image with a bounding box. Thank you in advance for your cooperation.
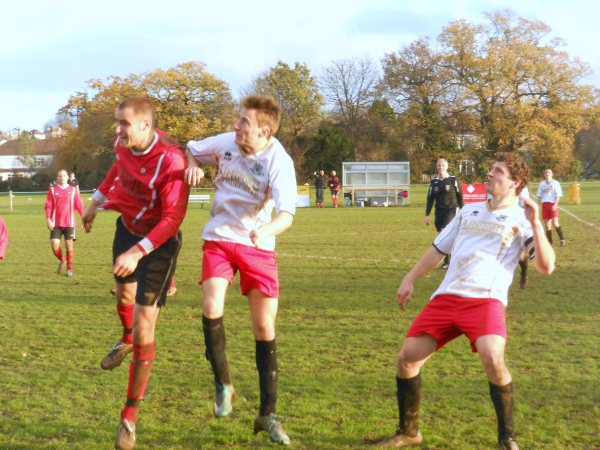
[342,162,411,206]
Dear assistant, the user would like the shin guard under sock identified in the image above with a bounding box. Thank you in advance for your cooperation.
[202,315,232,386]
[256,339,278,416]
[489,381,516,442]
[396,374,422,437]
[117,304,134,345]
[121,342,155,423]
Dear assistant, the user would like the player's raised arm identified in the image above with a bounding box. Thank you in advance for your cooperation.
[397,246,445,310]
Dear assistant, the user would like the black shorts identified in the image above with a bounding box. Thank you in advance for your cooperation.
[434,208,457,232]
[112,217,182,307]
[50,227,75,240]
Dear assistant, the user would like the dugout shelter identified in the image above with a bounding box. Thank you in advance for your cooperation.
[342,161,410,206]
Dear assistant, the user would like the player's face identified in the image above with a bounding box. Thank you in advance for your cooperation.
[486,161,518,197]
[331,171,336,176]
[56,170,68,185]
[544,169,553,181]
[234,108,266,152]
[436,160,448,174]
[115,107,152,150]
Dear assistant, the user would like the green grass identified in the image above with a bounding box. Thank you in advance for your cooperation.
[0,184,599,449]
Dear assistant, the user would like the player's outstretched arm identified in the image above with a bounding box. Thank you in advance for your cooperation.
[183,149,205,187]
[397,246,445,310]
[522,197,555,275]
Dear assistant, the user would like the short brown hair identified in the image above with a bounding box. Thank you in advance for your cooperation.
[496,152,529,194]
[240,95,281,135]
[117,97,155,128]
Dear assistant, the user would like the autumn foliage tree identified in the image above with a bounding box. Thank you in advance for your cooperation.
[55,62,236,188]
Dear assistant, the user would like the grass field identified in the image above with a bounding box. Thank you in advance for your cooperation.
[0,184,599,449]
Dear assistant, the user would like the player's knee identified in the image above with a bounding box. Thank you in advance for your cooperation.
[396,350,419,375]
[252,320,275,340]
[480,351,506,375]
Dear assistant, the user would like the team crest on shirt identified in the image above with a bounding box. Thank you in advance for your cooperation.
[224,151,232,161]
[250,162,265,177]
[471,211,479,216]
[140,167,147,174]
[497,214,508,222]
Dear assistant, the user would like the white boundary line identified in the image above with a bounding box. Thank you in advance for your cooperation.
[279,252,404,264]
[559,206,600,231]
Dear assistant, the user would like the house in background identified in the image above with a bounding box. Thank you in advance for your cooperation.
[0,137,58,181]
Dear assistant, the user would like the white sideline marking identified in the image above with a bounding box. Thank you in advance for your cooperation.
[560,206,600,231]
[279,252,404,264]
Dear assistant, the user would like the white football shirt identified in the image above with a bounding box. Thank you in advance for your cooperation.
[536,179,563,203]
[432,201,534,305]
[187,132,297,250]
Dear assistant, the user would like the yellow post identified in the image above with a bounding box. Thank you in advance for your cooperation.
[568,183,581,205]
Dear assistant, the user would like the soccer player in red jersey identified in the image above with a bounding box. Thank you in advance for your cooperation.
[44,169,84,276]
[81,97,189,450]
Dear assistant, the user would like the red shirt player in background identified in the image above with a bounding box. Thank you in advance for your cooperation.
[81,96,189,450]
[0,215,7,260]
[44,169,83,277]
[328,170,340,208]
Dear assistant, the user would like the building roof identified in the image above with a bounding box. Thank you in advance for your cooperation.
[0,139,59,156]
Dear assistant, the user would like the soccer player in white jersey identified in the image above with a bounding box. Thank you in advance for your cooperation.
[375,153,555,450]
[185,95,296,446]
[536,168,565,246]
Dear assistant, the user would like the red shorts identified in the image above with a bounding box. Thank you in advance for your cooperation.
[542,202,559,220]
[201,240,279,298]
[406,294,506,352]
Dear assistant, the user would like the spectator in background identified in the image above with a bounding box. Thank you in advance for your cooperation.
[536,169,565,246]
[328,170,340,208]
[425,158,464,269]
[314,170,325,207]
[68,172,80,190]
[44,169,84,277]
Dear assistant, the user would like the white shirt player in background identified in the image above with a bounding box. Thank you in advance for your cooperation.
[185,95,295,446]
[536,168,566,246]
[376,153,555,450]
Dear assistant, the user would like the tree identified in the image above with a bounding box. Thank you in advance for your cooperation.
[246,61,324,170]
[380,11,596,179]
[55,62,236,188]
[303,123,355,179]
[319,57,380,140]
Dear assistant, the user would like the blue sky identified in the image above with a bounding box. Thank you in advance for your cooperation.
[1,0,598,131]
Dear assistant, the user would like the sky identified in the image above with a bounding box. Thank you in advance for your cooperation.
[1,0,599,131]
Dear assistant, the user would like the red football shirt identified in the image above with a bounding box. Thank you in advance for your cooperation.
[93,130,190,254]
[45,184,84,228]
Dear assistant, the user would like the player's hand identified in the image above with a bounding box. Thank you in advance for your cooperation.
[522,197,539,224]
[552,204,558,211]
[424,216,430,226]
[396,278,414,311]
[184,166,205,187]
[81,205,98,233]
[113,246,143,278]
[46,218,54,231]
[249,228,266,248]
